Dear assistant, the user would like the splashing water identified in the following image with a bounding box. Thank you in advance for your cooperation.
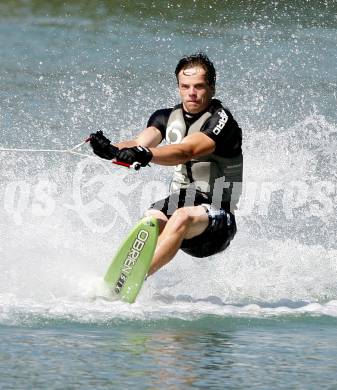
[0,0,336,326]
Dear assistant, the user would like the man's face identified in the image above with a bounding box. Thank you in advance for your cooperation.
[177,66,214,114]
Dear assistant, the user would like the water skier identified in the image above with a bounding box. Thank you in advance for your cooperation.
[89,53,243,276]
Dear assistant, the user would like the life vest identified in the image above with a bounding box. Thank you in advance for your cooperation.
[165,102,243,212]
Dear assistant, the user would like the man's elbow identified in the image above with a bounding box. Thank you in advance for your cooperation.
[178,145,195,162]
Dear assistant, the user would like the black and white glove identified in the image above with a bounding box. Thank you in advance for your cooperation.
[116,146,153,167]
[89,131,118,160]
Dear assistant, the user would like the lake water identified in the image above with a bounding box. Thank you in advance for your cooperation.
[0,1,336,388]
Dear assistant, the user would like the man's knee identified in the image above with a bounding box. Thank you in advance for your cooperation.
[170,208,194,231]
[172,207,193,223]
[170,206,208,238]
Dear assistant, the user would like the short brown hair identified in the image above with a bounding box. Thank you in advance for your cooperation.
[175,53,216,87]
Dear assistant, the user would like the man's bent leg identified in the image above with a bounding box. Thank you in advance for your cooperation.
[147,206,208,276]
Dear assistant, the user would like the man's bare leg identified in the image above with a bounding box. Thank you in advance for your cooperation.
[146,206,209,276]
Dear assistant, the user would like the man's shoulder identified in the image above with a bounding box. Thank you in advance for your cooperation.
[147,108,174,136]
[208,99,233,117]
[150,107,173,119]
[201,99,242,156]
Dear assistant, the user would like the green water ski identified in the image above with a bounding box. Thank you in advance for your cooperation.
[104,216,159,303]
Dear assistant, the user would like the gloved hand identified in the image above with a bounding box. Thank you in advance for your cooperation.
[116,146,153,167]
[89,131,118,160]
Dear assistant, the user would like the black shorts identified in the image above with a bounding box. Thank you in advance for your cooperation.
[149,189,237,258]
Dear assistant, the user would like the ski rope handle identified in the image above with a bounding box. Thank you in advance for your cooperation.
[84,137,142,170]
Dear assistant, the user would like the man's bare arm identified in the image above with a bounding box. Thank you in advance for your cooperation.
[116,126,163,149]
[151,132,216,166]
